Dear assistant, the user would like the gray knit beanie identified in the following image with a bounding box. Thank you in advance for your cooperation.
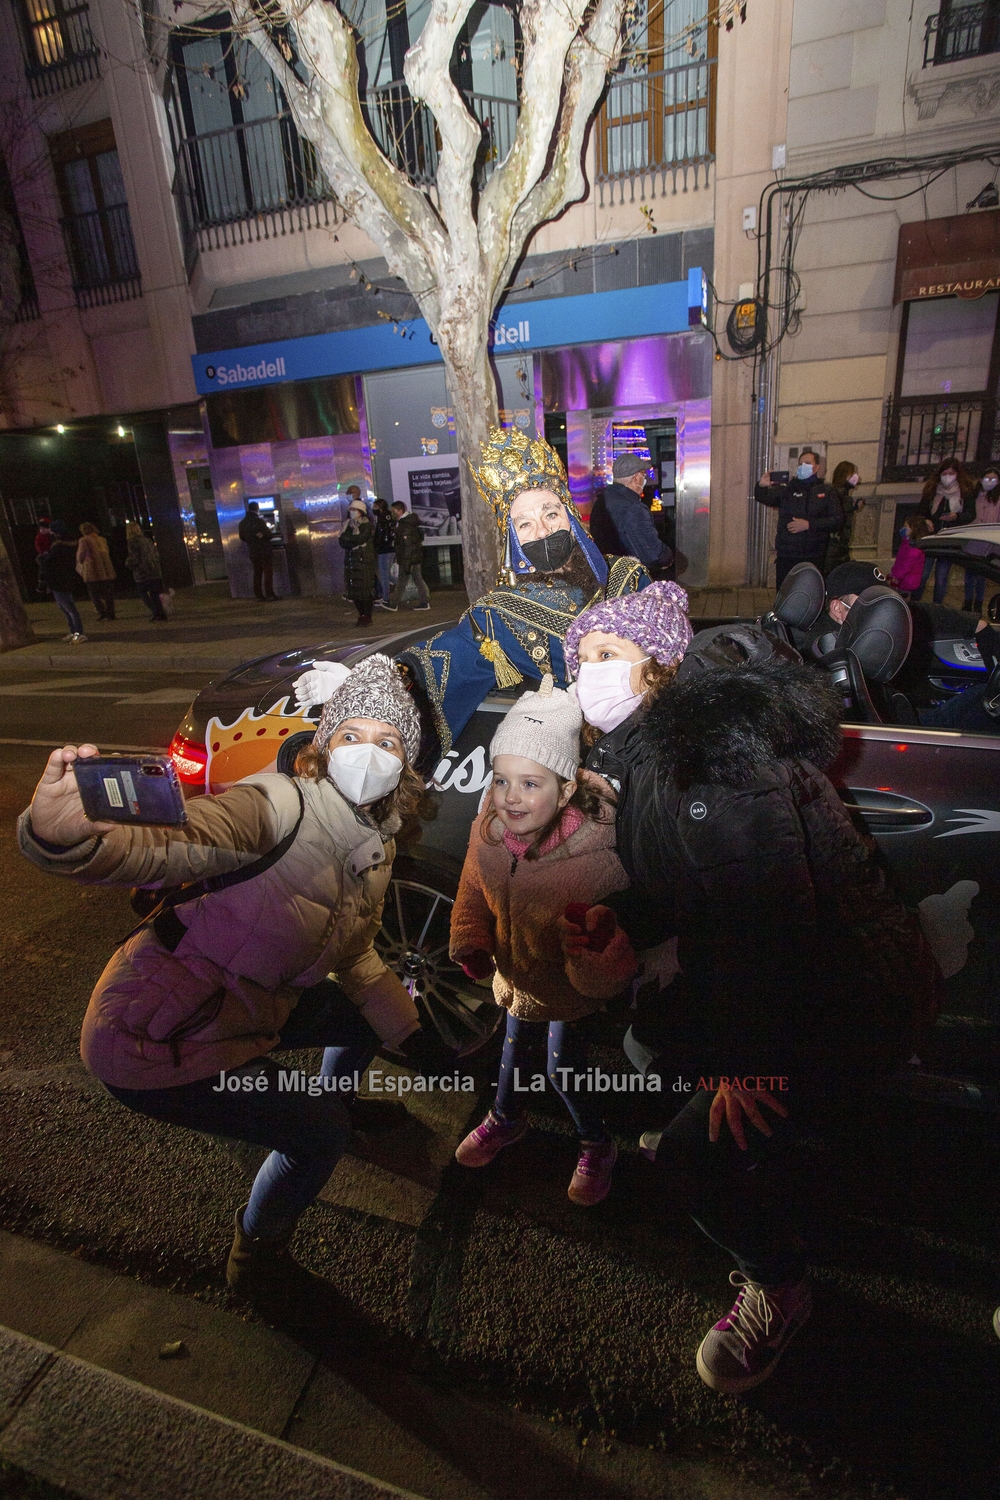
[489,675,581,782]
[313,653,420,762]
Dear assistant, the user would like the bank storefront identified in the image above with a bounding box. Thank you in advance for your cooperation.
[184,270,712,598]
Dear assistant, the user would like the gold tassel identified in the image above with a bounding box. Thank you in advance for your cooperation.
[477,612,523,689]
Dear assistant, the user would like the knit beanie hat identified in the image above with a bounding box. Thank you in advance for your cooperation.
[564,580,693,677]
[313,653,421,762]
[489,674,582,782]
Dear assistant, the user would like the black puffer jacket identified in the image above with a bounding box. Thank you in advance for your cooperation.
[587,661,938,1082]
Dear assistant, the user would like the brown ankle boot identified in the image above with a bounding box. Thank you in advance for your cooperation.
[226,1206,306,1298]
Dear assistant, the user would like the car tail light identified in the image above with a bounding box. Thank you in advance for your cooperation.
[169,730,208,787]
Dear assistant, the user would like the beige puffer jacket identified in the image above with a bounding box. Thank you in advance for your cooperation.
[449,808,631,1023]
[18,773,418,1090]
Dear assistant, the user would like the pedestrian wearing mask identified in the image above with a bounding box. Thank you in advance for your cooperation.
[124,521,168,621]
[754,450,840,587]
[915,458,977,604]
[339,499,377,625]
[824,461,864,574]
[386,502,431,611]
[966,467,1000,614]
[371,498,396,605]
[17,655,454,1311]
[563,589,939,1397]
[449,678,634,1204]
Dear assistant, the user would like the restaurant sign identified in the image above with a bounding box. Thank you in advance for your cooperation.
[895,210,1000,302]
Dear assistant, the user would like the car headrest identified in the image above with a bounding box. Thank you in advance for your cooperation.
[770,561,826,629]
[835,586,912,684]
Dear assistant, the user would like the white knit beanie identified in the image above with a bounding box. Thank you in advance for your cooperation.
[489,675,582,782]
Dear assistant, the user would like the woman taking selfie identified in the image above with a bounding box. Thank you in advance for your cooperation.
[18,656,446,1309]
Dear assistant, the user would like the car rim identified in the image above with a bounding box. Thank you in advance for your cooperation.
[375,876,502,1056]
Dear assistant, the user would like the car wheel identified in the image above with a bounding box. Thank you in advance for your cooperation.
[276,730,316,775]
[375,854,504,1058]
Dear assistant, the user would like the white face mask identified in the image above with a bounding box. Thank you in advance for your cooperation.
[848,474,860,487]
[327,742,402,805]
[982,476,998,491]
[576,656,650,734]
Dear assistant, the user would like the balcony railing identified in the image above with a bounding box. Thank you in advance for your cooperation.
[364,80,518,189]
[881,393,1000,479]
[61,202,141,308]
[22,0,100,98]
[923,2,1000,65]
[595,57,716,203]
[173,112,341,257]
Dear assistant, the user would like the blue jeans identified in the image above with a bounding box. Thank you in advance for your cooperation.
[52,591,82,635]
[967,571,986,611]
[914,555,952,604]
[494,1012,609,1142]
[919,681,995,732]
[376,552,393,600]
[105,980,375,1239]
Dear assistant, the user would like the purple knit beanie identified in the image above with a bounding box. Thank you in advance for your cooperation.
[564,581,693,676]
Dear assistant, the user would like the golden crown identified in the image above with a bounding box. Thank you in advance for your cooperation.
[470,425,574,536]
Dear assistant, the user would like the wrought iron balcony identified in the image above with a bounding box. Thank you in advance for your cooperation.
[364,80,518,189]
[923,2,1000,66]
[596,56,716,202]
[172,112,340,256]
[881,393,1000,480]
[20,0,100,97]
[61,202,141,308]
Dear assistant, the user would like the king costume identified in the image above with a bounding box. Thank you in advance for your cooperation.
[401,426,650,753]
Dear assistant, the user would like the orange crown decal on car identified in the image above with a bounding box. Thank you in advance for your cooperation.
[205,696,314,794]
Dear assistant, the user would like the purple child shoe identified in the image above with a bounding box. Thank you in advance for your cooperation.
[455,1109,528,1167]
[696,1271,813,1394]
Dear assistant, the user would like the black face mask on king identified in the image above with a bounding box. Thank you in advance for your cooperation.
[520,527,574,572]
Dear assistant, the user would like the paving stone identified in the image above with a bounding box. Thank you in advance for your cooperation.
[0,1233,120,1349]
[0,1327,53,1421]
[64,1282,315,1437]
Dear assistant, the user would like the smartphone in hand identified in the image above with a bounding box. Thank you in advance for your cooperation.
[769,470,790,485]
[74,754,187,826]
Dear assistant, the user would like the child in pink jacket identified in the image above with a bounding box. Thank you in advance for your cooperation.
[890,514,935,599]
[449,676,636,1205]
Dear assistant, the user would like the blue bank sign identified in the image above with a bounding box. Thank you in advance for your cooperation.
[192,272,704,396]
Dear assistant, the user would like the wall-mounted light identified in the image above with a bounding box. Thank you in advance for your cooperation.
[55,424,65,433]
[117,425,127,438]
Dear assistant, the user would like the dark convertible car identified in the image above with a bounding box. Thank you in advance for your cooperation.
[167,537,1000,1093]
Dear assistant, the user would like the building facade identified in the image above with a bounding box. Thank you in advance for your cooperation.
[2,0,994,594]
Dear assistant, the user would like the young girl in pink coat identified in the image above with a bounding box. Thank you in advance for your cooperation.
[449,677,636,1205]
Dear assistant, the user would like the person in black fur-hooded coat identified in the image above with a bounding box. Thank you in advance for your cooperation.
[572,655,940,1396]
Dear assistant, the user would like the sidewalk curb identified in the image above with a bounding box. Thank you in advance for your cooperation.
[0,1324,427,1500]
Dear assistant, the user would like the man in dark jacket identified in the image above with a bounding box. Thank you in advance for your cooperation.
[238,502,276,602]
[602,455,673,574]
[386,502,430,611]
[581,659,938,1395]
[755,451,840,587]
[37,520,86,640]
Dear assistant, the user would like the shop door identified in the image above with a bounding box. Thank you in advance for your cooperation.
[187,466,227,580]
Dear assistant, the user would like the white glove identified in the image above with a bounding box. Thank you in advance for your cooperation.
[293,660,352,711]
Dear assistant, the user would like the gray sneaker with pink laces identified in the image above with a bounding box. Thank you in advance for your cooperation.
[455,1109,528,1167]
[696,1271,813,1393]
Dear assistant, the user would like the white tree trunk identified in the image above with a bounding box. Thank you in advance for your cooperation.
[182,0,627,605]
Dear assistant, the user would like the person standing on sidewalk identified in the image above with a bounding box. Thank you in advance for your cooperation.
[913,457,977,605]
[238,502,277,602]
[339,497,377,625]
[965,466,1000,614]
[602,455,673,576]
[16,655,457,1314]
[124,521,168,621]
[754,451,840,588]
[382,502,430,612]
[34,516,54,557]
[76,522,117,621]
[37,520,86,641]
[371,498,396,603]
